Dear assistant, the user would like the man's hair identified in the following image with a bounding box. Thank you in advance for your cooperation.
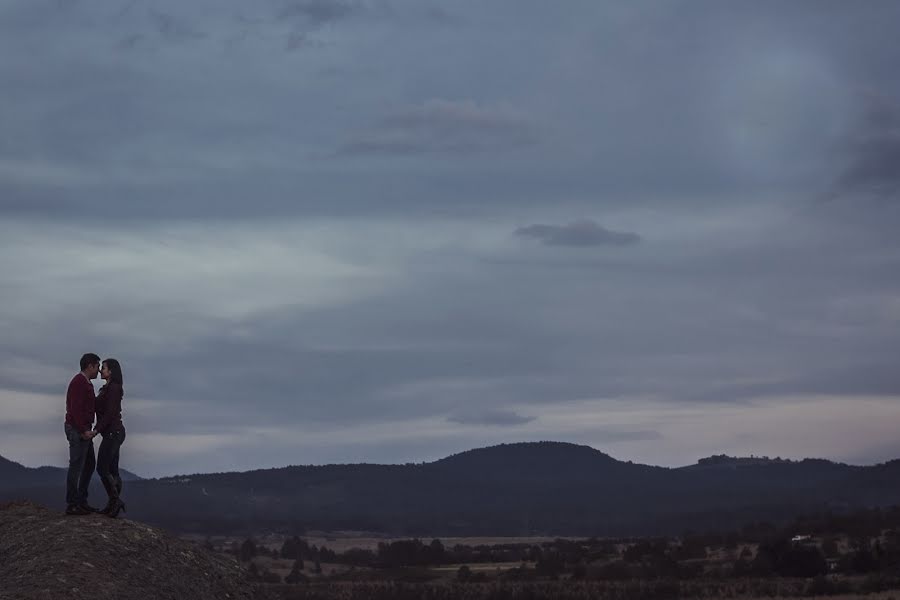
[80,353,101,371]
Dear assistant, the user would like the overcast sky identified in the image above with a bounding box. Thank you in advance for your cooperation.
[2,0,900,477]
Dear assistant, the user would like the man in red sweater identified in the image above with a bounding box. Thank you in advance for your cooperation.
[64,353,100,515]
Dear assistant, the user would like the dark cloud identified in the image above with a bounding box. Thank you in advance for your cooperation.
[417,5,465,27]
[276,0,360,25]
[447,410,536,426]
[835,132,900,201]
[591,430,664,443]
[514,220,640,247]
[149,10,207,43]
[697,361,900,402]
[115,33,145,51]
[827,95,900,203]
[335,100,538,156]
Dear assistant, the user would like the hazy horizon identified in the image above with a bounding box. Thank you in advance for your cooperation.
[4,436,899,480]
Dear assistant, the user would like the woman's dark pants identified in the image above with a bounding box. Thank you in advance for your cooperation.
[96,430,126,501]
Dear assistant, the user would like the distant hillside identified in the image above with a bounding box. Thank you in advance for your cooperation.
[0,453,142,490]
[2,441,899,537]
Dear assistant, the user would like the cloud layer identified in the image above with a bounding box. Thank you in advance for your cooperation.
[515,220,640,247]
[1,1,900,476]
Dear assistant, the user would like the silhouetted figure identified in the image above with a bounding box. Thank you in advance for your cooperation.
[94,358,127,518]
[64,353,100,515]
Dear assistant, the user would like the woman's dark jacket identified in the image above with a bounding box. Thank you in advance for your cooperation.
[95,382,125,434]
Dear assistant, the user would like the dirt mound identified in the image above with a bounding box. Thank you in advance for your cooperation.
[0,501,256,600]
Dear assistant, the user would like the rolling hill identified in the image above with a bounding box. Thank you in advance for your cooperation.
[2,442,899,536]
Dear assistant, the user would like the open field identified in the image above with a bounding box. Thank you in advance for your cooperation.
[185,509,900,599]
[182,533,579,553]
[298,536,579,553]
[261,581,900,600]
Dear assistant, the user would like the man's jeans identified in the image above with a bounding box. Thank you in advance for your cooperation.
[65,424,95,506]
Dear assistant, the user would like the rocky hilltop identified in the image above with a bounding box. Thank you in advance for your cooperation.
[0,502,255,600]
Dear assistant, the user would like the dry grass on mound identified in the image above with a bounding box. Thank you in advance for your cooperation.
[0,501,256,600]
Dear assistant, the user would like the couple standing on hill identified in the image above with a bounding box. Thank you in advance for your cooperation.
[64,353,127,518]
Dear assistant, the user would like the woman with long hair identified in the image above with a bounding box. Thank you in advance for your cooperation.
[94,358,127,518]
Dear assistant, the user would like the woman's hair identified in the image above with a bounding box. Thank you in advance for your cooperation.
[102,358,124,386]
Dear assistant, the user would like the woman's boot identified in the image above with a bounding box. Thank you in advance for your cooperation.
[107,498,127,518]
[99,498,115,515]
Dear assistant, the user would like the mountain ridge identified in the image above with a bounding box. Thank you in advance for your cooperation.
[0,452,142,491]
[2,441,899,537]
[134,442,895,480]
[8,441,887,482]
